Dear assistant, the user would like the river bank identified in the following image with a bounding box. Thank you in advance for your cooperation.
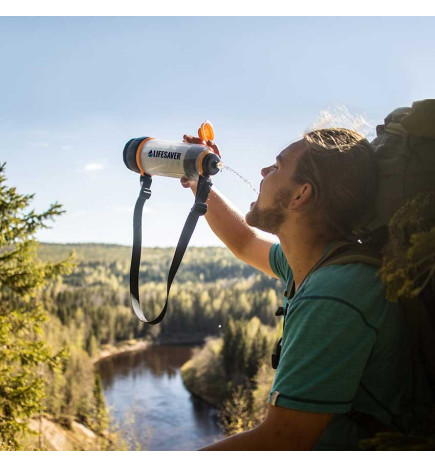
[91,339,151,364]
[92,335,207,365]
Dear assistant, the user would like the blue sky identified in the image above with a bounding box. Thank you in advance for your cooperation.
[1,16,434,247]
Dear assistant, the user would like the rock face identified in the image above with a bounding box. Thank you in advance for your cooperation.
[28,416,100,451]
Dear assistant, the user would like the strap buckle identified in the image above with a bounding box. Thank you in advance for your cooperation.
[139,175,152,200]
[191,202,208,216]
[139,186,152,200]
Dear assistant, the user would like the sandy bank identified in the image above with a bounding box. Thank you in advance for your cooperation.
[91,339,151,364]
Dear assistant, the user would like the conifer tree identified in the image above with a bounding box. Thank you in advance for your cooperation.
[0,163,73,450]
[92,375,108,436]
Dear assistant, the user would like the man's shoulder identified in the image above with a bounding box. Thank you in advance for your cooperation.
[299,262,392,316]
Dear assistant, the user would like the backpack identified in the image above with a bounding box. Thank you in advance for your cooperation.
[360,99,435,404]
[359,99,435,247]
[272,100,435,439]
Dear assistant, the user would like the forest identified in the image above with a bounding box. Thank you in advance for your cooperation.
[37,242,282,346]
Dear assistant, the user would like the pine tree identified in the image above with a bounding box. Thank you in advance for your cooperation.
[0,163,74,450]
[222,317,236,377]
[92,375,108,436]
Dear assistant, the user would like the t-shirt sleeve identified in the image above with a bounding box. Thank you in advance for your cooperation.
[269,296,377,413]
[269,243,293,284]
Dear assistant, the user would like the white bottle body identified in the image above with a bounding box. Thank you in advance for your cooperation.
[138,139,211,180]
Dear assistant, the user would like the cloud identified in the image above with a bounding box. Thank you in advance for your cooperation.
[84,163,104,171]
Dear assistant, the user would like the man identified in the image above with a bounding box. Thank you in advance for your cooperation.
[181,128,414,450]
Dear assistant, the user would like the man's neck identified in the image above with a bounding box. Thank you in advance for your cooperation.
[278,228,330,291]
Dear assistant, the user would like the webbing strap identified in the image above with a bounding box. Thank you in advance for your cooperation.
[129,174,213,324]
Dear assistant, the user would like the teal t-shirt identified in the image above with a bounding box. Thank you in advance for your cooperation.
[268,243,417,450]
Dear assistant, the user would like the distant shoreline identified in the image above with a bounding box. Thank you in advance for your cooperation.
[92,336,206,365]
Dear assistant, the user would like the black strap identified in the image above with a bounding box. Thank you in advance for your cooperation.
[129,174,213,324]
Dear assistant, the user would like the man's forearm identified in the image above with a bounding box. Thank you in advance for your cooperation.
[199,421,314,451]
[201,186,258,259]
[199,404,332,451]
[200,425,271,451]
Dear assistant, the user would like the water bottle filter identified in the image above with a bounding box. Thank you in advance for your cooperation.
[123,121,221,180]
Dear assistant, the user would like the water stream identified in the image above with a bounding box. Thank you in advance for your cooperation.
[219,163,259,194]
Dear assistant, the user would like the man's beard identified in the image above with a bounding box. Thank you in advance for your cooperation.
[245,188,292,234]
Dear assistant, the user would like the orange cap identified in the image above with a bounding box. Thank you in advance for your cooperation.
[198,120,215,142]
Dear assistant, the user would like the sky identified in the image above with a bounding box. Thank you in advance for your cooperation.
[1,15,434,247]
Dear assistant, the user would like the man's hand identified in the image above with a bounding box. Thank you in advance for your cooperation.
[182,134,221,157]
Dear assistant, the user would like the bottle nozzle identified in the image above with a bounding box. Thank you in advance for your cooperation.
[202,153,222,176]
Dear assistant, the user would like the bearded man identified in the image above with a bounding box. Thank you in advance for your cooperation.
[181,128,417,450]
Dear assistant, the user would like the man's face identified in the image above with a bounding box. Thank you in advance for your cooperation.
[245,139,306,234]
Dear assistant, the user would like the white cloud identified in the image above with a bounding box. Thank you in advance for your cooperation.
[84,163,104,171]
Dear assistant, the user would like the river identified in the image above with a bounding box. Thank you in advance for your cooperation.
[96,344,223,451]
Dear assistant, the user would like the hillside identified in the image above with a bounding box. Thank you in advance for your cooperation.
[37,242,282,346]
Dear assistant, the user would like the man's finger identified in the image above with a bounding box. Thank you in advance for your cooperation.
[207,139,221,156]
[183,134,205,144]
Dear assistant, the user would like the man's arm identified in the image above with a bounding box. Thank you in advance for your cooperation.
[181,135,276,278]
[200,404,333,451]
[202,186,277,278]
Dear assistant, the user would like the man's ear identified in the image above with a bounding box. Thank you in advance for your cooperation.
[289,183,312,209]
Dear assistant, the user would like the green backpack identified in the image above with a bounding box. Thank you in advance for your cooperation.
[362,99,435,244]
[332,100,435,440]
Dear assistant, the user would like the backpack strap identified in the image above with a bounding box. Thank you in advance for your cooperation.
[315,242,382,271]
[297,241,383,289]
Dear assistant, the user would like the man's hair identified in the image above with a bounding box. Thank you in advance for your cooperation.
[293,128,376,241]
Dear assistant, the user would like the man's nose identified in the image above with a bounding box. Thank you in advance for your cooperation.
[261,165,273,177]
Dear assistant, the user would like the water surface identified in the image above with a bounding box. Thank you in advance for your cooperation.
[96,345,223,451]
